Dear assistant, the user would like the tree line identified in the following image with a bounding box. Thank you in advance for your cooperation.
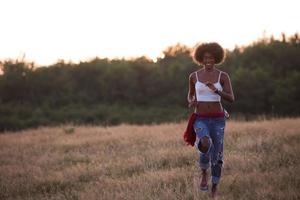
[0,33,299,131]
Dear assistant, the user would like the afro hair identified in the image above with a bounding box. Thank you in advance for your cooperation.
[192,42,225,65]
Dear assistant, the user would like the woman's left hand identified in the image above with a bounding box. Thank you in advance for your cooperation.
[205,81,217,92]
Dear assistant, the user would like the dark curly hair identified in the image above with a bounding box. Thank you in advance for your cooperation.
[192,42,225,65]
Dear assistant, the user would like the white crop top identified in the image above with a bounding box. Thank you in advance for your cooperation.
[195,71,223,102]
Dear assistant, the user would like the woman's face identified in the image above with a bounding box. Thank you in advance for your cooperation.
[203,52,215,69]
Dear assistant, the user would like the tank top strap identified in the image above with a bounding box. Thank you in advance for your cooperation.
[218,71,222,83]
[195,71,199,82]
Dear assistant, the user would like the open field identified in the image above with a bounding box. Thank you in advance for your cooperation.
[0,118,299,200]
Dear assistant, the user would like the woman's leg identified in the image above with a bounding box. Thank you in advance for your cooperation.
[198,136,211,191]
[193,118,211,191]
[194,118,211,168]
[198,136,211,169]
[209,118,225,197]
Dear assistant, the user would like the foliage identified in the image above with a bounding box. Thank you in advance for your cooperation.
[0,33,299,131]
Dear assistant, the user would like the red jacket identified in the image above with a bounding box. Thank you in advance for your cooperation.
[183,113,197,146]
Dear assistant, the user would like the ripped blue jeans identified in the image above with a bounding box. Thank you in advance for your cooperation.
[193,116,225,185]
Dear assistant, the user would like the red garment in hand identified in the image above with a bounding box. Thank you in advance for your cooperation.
[183,113,198,146]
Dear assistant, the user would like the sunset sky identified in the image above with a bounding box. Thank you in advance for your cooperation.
[0,0,299,66]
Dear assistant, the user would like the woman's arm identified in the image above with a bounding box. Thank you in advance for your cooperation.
[187,73,197,107]
[218,72,235,103]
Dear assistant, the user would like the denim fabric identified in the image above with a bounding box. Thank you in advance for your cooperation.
[193,116,225,184]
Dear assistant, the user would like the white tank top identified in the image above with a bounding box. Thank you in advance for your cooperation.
[195,71,223,102]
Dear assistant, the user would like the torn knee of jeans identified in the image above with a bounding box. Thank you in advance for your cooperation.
[198,137,210,153]
[198,142,209,154]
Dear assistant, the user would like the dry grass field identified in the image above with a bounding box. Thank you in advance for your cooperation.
[0,118,299,200]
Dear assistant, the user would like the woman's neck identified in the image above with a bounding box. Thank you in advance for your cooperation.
[203,65,215,73]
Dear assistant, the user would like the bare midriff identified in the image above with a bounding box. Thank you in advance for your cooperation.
[195,102,223,114]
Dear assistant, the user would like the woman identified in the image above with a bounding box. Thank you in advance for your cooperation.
[187,42,234,198]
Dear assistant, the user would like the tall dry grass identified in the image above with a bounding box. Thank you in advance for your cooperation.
[0,118,299,200]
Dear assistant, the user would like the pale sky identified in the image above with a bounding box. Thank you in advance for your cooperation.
[0,0,299,66]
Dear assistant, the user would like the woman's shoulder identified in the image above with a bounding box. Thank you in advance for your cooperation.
[218,70,231,84]
[189,69,201,82]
